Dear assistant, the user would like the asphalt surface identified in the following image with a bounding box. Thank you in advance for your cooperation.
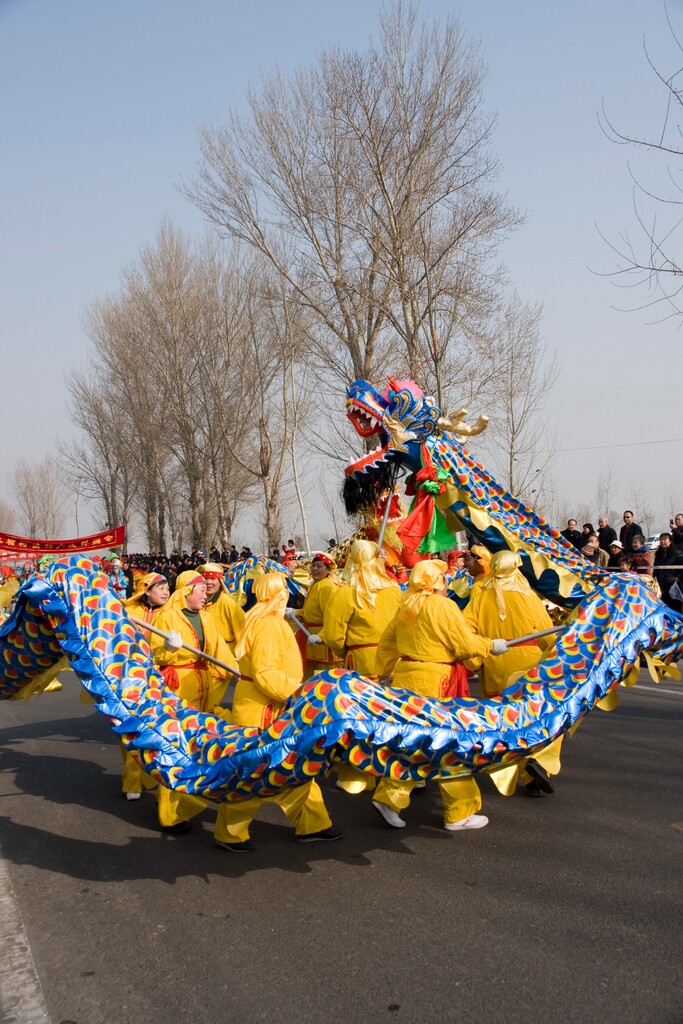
[0,670,681,1024]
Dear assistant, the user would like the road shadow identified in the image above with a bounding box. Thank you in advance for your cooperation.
[0,778,460,883]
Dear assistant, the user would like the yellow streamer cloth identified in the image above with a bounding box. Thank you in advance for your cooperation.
[342,539,396,609]
[234,572,288,660]
[399,559,448,627]
[481,550,533,620]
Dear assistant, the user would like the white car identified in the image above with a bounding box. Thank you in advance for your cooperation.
[643,533,666,552]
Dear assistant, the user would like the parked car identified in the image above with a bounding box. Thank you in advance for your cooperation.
[643,533,667,552]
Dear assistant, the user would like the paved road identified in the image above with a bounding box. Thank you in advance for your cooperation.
[0,671,681,1024]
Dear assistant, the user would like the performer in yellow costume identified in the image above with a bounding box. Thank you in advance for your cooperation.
[198,562,245,655]
[371,559,506,831]
[463,550,562,797]
[320,539,402,794]
[213,573,341,852]
[125,572,169,624]
[0,571,20,618]
[150,570,237,833]
[294,553,342,679]
[321,540,402,678]
[121,572,170,799]
[198,561,245,704]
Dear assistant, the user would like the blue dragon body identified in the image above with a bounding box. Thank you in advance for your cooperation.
[0,379,680,798]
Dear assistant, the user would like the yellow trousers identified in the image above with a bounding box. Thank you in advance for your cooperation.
[374,774,481,825]
[337,764,376,793]
[214,780,332,843]
[489,737,564,796]
[157,786,208,827]
[120,743,156,795]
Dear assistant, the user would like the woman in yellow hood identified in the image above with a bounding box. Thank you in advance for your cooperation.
[371,559,503,832]
[463,550,555,698]
[321,540,402,678]
[214,572,340,852]
[149,570,237,833]
[197,562,245,656]
[296,553,342,680]
[119,572,171,800]
[125,572,170,624]
[463,550,562,798]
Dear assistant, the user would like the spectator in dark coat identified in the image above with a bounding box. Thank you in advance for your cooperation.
[561,519,584,550]
[619,511,643,553]
[654,533,683,612]
[669,513,683,550]
[597,517,617,551]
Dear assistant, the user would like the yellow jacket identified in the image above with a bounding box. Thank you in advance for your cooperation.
[204,590,245,652]
[233,615,303,729]
[321,582,402,677]
[464,584,554,696]
[301,576,342,665]
[376,593,493,696]
[125,595,162,625]
[0,576,19,611]
[150,604,236,710]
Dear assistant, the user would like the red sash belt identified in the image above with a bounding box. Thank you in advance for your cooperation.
[399,655,470,699]
[510,640,540,648]
[160,661,207,696]
[347,643,377,651]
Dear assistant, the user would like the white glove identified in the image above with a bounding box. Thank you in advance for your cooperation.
[491,638,509,656]
[284,608,298,620]
[164,630,183,652]
[307,634,324,645]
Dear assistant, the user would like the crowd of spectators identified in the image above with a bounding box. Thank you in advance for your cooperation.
[560,510,683,612]
[118,538,338,599]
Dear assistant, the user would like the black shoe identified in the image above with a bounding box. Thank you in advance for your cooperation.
[295,828,343,844]
[525,780,543,798]
[526,759,555,794]
[161,820,193,834]
[215,838,255,853]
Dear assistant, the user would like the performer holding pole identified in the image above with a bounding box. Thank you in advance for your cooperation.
[464,550,564,798]
[120,572,171,800]
[147,570,238,834]
[285,553,342,680]
[371,559,506,831]
[214,573,341,852]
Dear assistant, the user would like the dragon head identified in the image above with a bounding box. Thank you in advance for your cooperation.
[343,377,442,514]
[345,378,441,472]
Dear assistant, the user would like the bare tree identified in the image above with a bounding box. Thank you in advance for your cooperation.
[0,499,18,533]
[629,477,657,534]
[472,293,559,505]
[598,8,683,320]
[12,457,66,537]
[77,223,260,553]
[212,265,305,550]
[63,368,136,538]
[187,2,518,401]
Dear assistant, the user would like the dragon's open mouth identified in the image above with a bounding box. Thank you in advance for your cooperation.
[345,398,390,477]
[346,398,384,438]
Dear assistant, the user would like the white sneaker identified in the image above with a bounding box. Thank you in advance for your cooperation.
[372,800,406,828]
[444,814,488,831]
[126,792,142,801]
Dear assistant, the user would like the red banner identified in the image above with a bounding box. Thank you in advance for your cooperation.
[0,526,125,558]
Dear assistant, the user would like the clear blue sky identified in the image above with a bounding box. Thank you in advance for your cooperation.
[1,0,680,543]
